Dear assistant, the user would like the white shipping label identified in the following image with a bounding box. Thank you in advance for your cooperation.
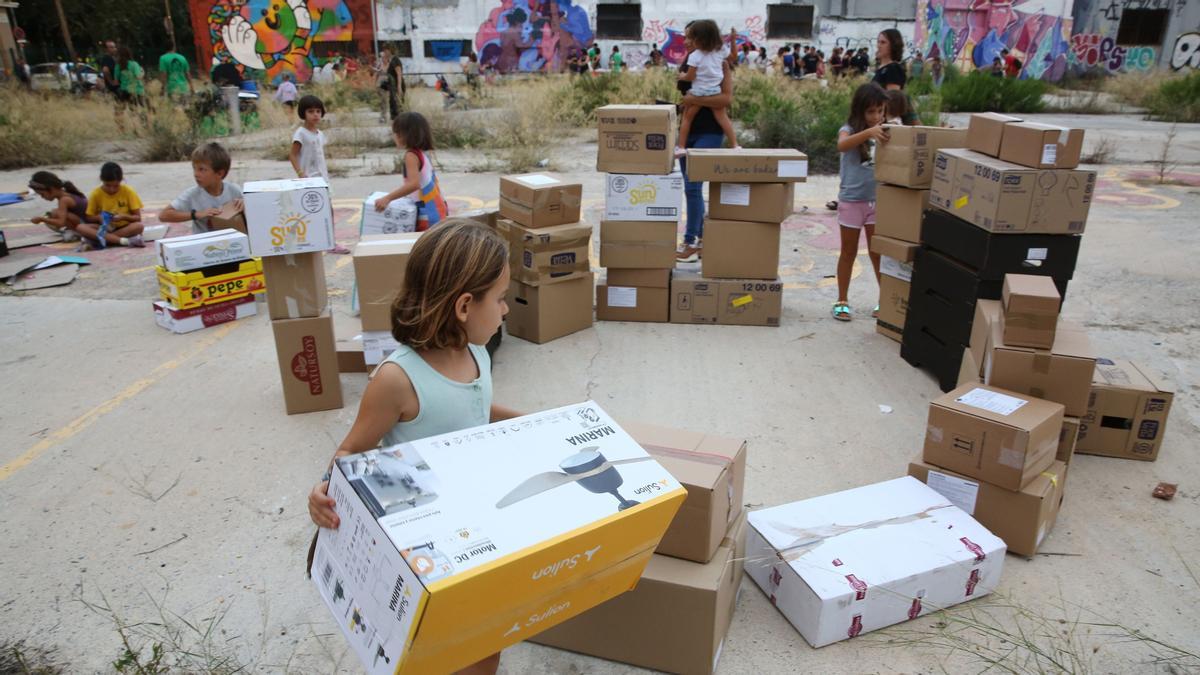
[517,174,559,186]
[1026,247,1048,261]
[956,387,1028,416]
[607,286,638,308]
[777,160,808,178]
[719,183,751,206]
[1041,143,1058,165]
[926,470,980,515]
[880,255,913,282]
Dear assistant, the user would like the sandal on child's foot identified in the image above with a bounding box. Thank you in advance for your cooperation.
[832,302,852,322]
[872,304,879,318]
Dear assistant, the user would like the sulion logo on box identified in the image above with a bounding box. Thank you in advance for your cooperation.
[290,335,324,394]
[531,545,600,580]
[271,214,310,246]
[633,479,670,496]
[628,183,658,205]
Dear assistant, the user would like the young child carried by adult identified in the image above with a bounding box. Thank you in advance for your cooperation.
[675,19,739,158]
[82,162,145,250]
[29,171,87,241]
[158,143,243,234]
[373,112,449,231]
[308,219,520,675]
[832,83,890,322]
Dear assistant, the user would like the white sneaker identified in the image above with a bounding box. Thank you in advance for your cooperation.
[62,230,80,242]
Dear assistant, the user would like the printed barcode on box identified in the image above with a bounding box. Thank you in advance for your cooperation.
[646,207,677,216]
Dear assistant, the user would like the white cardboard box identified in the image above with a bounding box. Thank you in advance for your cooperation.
[604,172,684,222]
[362,192,418,236]
[745,477,1005,648]
[152,295,257,333]
[243,177,335,256]
[311,402,687,675]
[155,229,250,272]
[361,330,400,366]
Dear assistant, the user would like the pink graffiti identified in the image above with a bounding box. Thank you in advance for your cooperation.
[744,15,766,43]
[642,18,675,45]
[1070,33,1156,72]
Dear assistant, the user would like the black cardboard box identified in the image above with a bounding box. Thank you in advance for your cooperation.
[921,208,1081,281]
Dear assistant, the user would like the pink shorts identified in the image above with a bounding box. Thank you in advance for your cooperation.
[837,200,876,230]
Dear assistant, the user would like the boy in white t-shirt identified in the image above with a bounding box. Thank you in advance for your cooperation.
[675,19,740,158]
[157,143,243,234]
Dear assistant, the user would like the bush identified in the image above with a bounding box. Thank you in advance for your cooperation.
[939,71,1046,113]
[0,86,110,169]
[134,107,200,162]
[741,80,853,174]
[1145,70,1200,122]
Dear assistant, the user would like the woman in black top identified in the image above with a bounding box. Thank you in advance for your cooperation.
[873,28,906,91]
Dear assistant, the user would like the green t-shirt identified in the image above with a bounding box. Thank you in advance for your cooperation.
[610,52,623,72]
[158,52,190,95]
[117,60,145,96]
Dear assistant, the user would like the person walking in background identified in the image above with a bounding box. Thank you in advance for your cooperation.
[387,50,407,120]
[275,73,298,107]
[909,50,924,80]
[756,46,768,73]
[929,55,945,88]
[158,42,193,99]
[609,45,623,72]
[829,47,844,78]
[373,48,391,122]
[99,40,120,98]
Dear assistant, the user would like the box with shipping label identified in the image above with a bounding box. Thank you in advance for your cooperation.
[875,125,968,188]
[532,514,745,675]
[506,274,594,344]
[908,459,1067,558]
[497,219,591,286]
[701,218,780,280]
[968,299,1002,377]
[156,258,264,309]
[745,477,1005,648]
[596,269,670,323]
[1076,360,1174,461]
[353,233,423,331]
[152,295,257,334]
[310,402,687,675]
[596,104,677,175]
[998,122,1085,169]
[262,252,327,320]
[1001,274,1061,349]
[920,208,1081,282]
[1059,416,1080,465]
[156,228,249,272]
[622,420,746,564]
[984,321,1095,417]
[361,192,418,235]
[243,177,335,256]
[930,149,1096,235]
[966,112,1023,157]
[599,220,676,269]
[603,172,684,222]
[499,174,583,229]
[271,312,342,415]
[924,383,1063,491]
[361,330,401,367]
[871,235,919,342]
[875,185,929,243]
[684,148,809,183]
[670,270,783,327]
[707,182,795,223]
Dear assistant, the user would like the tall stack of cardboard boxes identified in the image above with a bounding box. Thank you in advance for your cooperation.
[497,173,594,343]
[533,420,748,674]
[872,125,967,341]
[672,149,807,327]
[153,228,262,333]
[243,177,343,414]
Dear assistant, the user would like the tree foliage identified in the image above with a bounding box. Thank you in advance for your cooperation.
[16,0,196,68]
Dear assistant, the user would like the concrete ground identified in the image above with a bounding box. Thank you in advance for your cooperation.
[1,113,1198,674]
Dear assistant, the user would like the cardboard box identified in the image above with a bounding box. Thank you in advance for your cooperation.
[969,299,1002,375]
[930,149,1096,235]
[497,219,591,286]
[908,459,1067,558]
[920,208,1081,281]
[998,122,1085,169]
[599,220,676,269]
[596,104,677,175]
[458,208,500,230]
[498,174,583,229]
[1059,416,1080,465]
[701,218,779,280]
[270,312,343,415]
[924,383,1064,491]
[875,125,968,188]
[531,514,745,675]
[745,477,1004,648]
[603,172,684,222]
[683,148,809,183]
[262,252,327,320]
[1076,360,1174,461]
[506,274,594,344]
[243,177,335,256]
[361,330,401,366]
[156,258,265,309]
[596,269,670,323]
[985,321,1096,417]
[958,346,982,386]
[208,201,248,234]
[1001,274,1060,349]
[361,192,418,235]
[966,112,1022,157]
[152,295,257,334]
[310,402,687,675]
[336,334,368,374]
[353,233,423,331]
[707,182,795,224]
[622,420,747,564]
[871,235,918,341]
[670,270,782,327]
[155,228,250,272]
[875,185,930,243]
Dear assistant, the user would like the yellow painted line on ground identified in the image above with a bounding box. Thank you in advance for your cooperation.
[123,264,158,276]
[0,320,239,482]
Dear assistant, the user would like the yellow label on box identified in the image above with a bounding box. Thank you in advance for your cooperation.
[156,258,265,309]
[731,294,754,308]
[953,195,969,209]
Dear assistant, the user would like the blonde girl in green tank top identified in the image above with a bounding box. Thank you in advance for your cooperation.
[308,219,520,675]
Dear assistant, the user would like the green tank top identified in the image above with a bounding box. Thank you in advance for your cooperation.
[375,343,492,446]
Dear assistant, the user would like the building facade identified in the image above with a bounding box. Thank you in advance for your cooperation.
[1070,0,1200,76]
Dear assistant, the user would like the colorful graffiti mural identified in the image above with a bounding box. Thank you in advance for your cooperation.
[1171,32,1200,70]
[1070,33,1156,71]
[190,0,373,82]
[474,0,593,73]
[915,0,1073,81]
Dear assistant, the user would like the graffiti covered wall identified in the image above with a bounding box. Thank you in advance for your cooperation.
[1070,0,1200,74]
[915,0,1074,81]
